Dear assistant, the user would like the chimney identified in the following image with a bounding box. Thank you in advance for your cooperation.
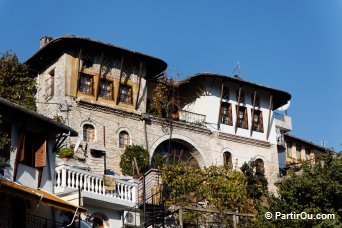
[40,36,53,48]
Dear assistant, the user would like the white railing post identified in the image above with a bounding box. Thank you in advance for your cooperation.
[61,167,67,187]
[132,186,136,203]
[56,169,61,187]
[71,171,75,188]
[75,173,79,189]
[55,166,137,203]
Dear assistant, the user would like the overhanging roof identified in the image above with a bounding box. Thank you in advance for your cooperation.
[284,134,327,152]
[178,72,291,110]
[0,178,86,213]
[25,35,167,79]
[0,98,78,136]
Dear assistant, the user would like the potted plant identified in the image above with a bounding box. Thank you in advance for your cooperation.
[58,147,73,162]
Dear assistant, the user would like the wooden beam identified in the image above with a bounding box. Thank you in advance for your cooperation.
[75,49,83,95]
[116,56,124,105]
[135,62,143,110]
[174,206,254,217]
[266,95,273,140]
[95,52,104,101]
[250,90,257,137]
[234,87,242,134]
[217,81,225,130]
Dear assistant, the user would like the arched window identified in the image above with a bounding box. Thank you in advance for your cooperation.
[223,152,232,168]
[83,124,95,142]
[255,159,264,175]
[119,131,130,149]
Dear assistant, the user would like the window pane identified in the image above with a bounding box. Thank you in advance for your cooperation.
[79,73,93,95]
[119,85,132,104]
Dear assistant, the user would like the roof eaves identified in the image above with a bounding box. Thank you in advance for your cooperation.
[0,98,78,136]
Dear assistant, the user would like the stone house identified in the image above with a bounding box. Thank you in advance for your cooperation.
[26,35,294,226]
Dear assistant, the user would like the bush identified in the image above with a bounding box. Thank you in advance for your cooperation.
[120,145,150,176]
[58,147,73,158]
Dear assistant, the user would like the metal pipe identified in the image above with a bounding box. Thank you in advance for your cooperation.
[143,173,146,227]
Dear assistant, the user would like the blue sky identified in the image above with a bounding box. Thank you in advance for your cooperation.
[0,0,341,151]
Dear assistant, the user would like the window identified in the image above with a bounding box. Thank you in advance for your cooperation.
[305,148,311,160]
[99,79,113,100]
[119,131,130,149]
[220,102,233,125]
[83,124,95,142]
[236,89,245,104]
[119,85,132,104]
[222,87,230,100]
[255,159,264,175]
[79,73,94,95]
[18,131,46,168]
[223,152,232,168]
[236,106,248,129]
[252,110,264,132]
[287,142,292,157]
[296,145,302,160]
[45,69,55,100]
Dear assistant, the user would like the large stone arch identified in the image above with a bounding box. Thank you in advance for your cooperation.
[150,134,207,168]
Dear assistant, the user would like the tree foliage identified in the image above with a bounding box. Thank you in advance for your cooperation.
[162,162,256,226]
[0,51,35,173]
[241,160,268,200]
[149,77,177,118]
[264,152,342,227]
[119,145,150,176]
[0,51,36,110]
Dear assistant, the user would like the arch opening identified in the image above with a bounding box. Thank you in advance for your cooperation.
[151,139,200,168]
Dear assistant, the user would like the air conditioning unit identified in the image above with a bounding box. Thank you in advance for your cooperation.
[124,211,140,227]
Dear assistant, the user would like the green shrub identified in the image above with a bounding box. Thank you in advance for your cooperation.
[120,145,150,176]
[58,147,73,158]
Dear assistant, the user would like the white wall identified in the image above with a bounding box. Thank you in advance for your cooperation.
[182,78,277,144]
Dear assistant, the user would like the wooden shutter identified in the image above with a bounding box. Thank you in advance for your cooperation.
[35,135,46,168]
[228,104,232,125]
[91,128,95,142]
[90,76,94,95]
[18,132,25,162]
[259,111,264,132]
[243,108,248,129]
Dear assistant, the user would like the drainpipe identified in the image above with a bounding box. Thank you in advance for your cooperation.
[143,173,146,227]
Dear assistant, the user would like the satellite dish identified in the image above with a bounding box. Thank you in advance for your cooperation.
[278,101,291,111]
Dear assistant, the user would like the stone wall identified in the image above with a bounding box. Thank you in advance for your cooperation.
[35,52,280,191]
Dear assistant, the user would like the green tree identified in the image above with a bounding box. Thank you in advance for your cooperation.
[0,51,35,173]
[266,152,342,227]
[162,162,256,226]
[0,51,36,110]
[119,145,150,176]
[241,160,268,200]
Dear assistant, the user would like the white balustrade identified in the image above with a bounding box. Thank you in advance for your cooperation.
[55,165,137,204]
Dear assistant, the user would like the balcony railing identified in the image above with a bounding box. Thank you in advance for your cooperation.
[0,207,63,228]
[179,110,206,124]
[55,165,137,203]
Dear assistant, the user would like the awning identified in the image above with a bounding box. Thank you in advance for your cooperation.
[0,178,87,213]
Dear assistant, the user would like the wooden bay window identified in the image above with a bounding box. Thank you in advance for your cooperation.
[220,102,233,125]
[79,73,94,95]
[119,85,132,104]
[237,106,248,129]
[99,79,113,100]
[252,110,264,132]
